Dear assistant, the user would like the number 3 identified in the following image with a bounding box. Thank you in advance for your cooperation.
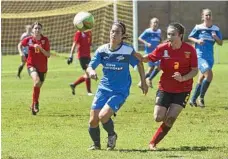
[35,47,40,53]
[174,62,179,69]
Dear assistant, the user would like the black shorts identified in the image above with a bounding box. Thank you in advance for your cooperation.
[79,57,91,70]
[24,54,28,59]
[155,90,190,108]
[27,67,47,82]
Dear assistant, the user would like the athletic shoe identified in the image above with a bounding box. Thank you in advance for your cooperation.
[198,98,205,108]
[87,93,94,96]
[88,144,101,150]
[149,143,157,151]
[189,100,197,107]
[137,81,142,88]
[31,102,39,115]
[107,133,117,150]
[146,78,153,88]
[69,83,75,95]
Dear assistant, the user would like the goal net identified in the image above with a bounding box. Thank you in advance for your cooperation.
[1,1,133,55]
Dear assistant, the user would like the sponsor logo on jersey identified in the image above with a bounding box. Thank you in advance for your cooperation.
[184,52,191,58]
[163,50,170,58]
[116,55,125,61]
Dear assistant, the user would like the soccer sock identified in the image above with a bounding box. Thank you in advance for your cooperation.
[73,76,85,86]
[148,69,159,80]
[33,86,40,104]
[145,73,150,78]
[149,122,171,146]
[85,78,91,93]
[102,118,115,136]
[191,83,201,102]
[17,64,24,76]
[88,126,100,146]
[200,79,211,99]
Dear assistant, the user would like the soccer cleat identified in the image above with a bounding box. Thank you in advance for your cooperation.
[198,98,205,108]
[31,102,39,115]
[88,144,101,150]
[146,78,153,88]
[137,81,142,88]
[16,74,21,79]
[149,143,157,151]
[87,92,94,96]
[107,133,117,150]
[69,83,75,95]
[189,100,197,107]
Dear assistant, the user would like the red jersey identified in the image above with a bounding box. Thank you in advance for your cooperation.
[148,42,197,93]
[22,35,50,72]
[73,31,92,58]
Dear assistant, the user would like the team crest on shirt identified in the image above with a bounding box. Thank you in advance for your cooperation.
[163,50,170,58]
[184,52,191,58]
[116,55,125,61]
[41,40,45,44]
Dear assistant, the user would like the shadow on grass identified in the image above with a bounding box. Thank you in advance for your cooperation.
[116,146,222,153]
[39,113,89,117]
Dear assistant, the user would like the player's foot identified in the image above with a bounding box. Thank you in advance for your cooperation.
[88,144,101,150]
[87,92,94,96]
[146,78,153,88]
[198,98,205,108]
[137,81,142,88]
[149,143,157,151]
[107,133,117,150]
[31,102,39,115]
[16,74,21,79]
[69,83,75,95]
[189,100,197,107]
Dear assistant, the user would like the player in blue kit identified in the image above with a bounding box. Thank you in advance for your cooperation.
[188,8,223,107]
[138,18,162,88]
[86,22,148,150]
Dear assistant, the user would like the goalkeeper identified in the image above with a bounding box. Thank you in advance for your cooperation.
[67,30,93,96]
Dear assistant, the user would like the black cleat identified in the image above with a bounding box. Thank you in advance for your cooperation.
[198,98,205,108]
[189,100,197,107]
[107,133,117,150]
[31,102,39,115]
[69,84,75,95]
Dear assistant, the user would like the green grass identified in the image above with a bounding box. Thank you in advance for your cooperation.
[2,42,228,159]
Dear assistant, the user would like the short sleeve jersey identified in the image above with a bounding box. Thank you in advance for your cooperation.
[188,24,222,60]
[74,31,92,58]
[21,35,50,72]
[148,42,198,93]
[89,42,139,96]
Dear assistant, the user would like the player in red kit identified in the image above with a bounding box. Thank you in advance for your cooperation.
[136,22,198,150]
[18,22,50,115]
[67,30,93,96]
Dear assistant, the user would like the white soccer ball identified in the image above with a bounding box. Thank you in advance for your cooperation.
[73,11,94,31]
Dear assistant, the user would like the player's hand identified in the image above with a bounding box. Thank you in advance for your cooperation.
[197,39,204,45]
[67,57,73,65]
[89,70,98,81]
[172,72,184,82]
[34,44,42,49]
[140,80,148,95]
[211,31,217,39]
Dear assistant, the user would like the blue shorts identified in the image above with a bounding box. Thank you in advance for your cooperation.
[148,61,160,67]
[198,58,214,73]
[91,89,127,112]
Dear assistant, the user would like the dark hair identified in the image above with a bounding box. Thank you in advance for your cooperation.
[112,21,127,40]
[32,22,42,29]
[168,22,185,41]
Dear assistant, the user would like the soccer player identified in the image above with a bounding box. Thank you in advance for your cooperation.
[136,22,198,150]
[18,22,50,115]
[188,8,223,107]
[138,17,162,88]
[17,25,32,78]
[67,29,93,96]
[86,22,148,150]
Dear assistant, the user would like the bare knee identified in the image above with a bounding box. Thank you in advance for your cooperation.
[89,117,99,128]
[154,114,165,122]
[34,80,42,87]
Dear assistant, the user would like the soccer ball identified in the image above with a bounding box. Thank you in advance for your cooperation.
[73,11,95,31]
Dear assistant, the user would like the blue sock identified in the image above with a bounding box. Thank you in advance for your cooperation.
[148,69,159,80]
[102,118,115,136]
[191,83,201,102]
[88,126,100,146]
[200,79,211,99]
[145,73,150,78]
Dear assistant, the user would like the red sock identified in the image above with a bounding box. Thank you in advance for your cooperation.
[73,76,85,86]
[33,86,40,104]
[149,123,171,146]
[85,78,91,93]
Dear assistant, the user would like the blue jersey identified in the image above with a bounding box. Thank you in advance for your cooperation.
[188,24,222,61]
[139,28,161,54]
[89,42,139,96]
[20,32,31,55]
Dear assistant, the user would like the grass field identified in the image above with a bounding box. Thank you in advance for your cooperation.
[1,42,228,159]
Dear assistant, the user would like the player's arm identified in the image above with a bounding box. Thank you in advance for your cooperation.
[34,44,50,57]
[212,31,223,46]
[86,66,98,81]
[133,52,150,63]
[172,67,198,82]
[67,42,77,65]
[137,61,148,95]
[18,41,26,62]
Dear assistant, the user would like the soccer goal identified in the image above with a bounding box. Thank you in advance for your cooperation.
[1,1,134,55]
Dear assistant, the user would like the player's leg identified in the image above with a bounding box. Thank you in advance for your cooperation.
[28,67,42,115]
[17,55,27,78]
[99,93,126,150]
[82,57,93,95]
[190,72,204,106]
[148,63,160,81]
[88,89,107,150]
[149,90,170,150]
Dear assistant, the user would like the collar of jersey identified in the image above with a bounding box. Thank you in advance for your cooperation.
[108,42,123,52]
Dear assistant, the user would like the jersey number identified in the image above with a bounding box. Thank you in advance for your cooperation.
[35,47,40,53]
[174,62,179,70]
